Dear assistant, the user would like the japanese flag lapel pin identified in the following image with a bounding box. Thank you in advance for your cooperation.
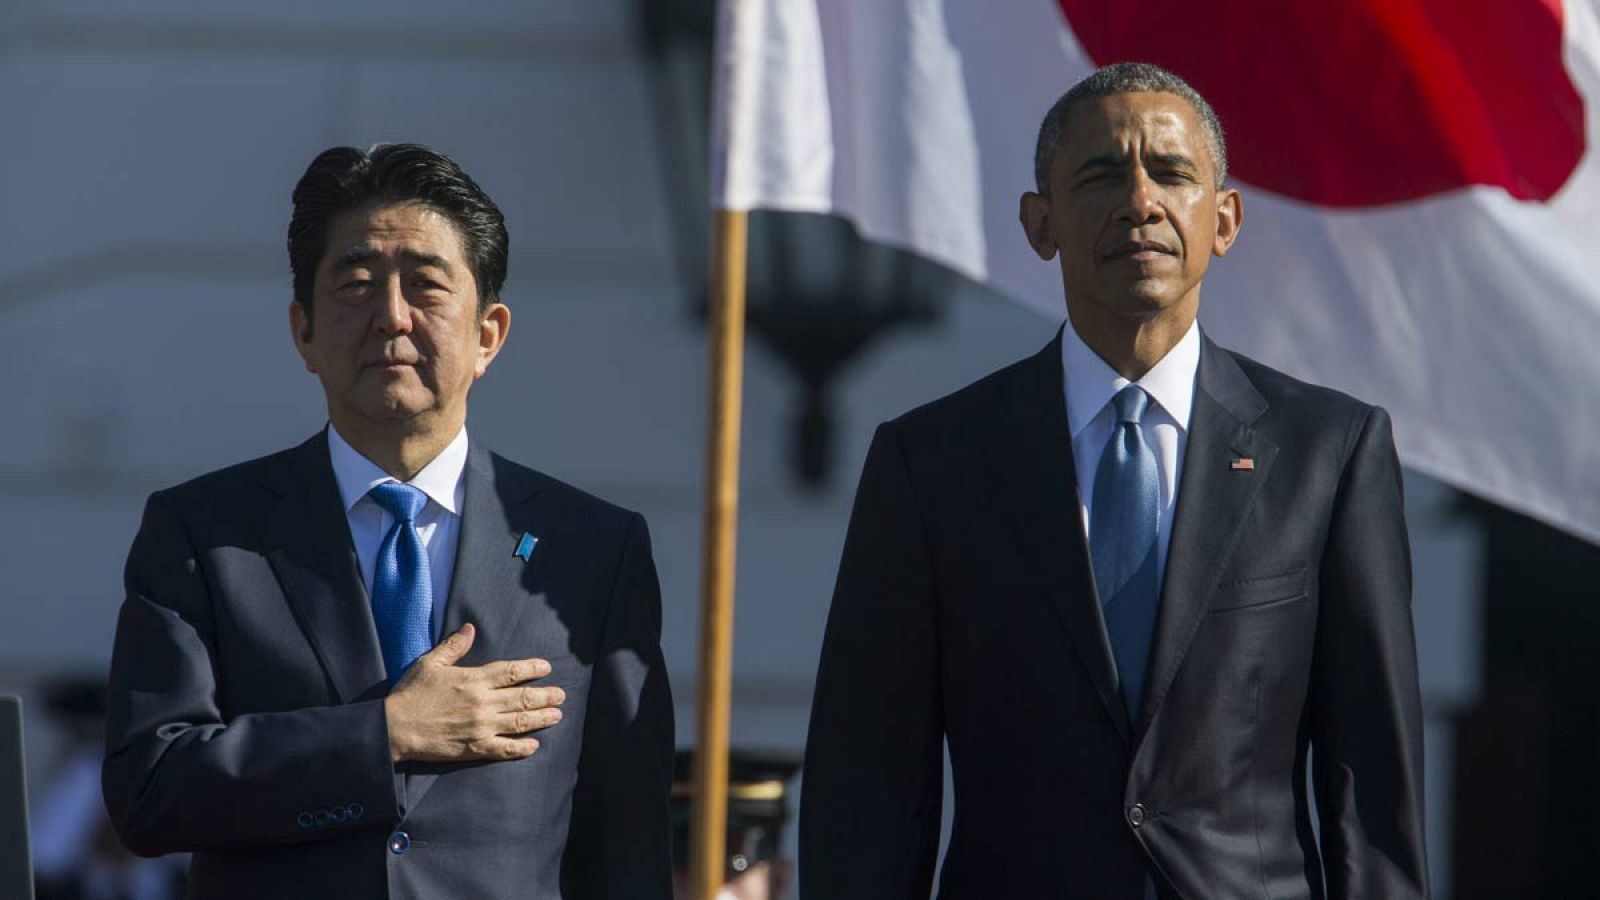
[514,532,539,562]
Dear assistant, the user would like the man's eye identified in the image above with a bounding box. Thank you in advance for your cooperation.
[339,279,371,291]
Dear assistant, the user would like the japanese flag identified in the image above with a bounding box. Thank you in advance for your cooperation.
[715,0,1600,543]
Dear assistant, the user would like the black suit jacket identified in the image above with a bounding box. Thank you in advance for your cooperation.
[800,331,1427,899]
[102,431,675,899]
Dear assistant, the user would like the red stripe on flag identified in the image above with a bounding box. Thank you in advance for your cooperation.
[1056,0,1584,207]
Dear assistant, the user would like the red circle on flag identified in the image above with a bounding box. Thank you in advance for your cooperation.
[1056,0,1586,207]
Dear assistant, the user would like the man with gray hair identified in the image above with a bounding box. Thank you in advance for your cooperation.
[801,62,1428,898]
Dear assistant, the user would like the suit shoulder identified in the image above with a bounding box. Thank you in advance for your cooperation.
[148,445,300,512]
[1223,349,1387,460]
[881,351,1036,443]
[487,453,643,532]
[1227,349,1379,422]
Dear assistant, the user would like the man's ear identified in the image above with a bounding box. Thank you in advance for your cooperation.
[1212,187,1243,258]
[289,301,318,374]
[1019,192,1058,261]
[473,301,511,380]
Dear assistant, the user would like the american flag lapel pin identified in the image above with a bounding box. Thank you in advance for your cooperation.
[1229,457,1255,471]
[514,532,538,561]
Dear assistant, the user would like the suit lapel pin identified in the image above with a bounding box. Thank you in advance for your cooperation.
[1229,457,1255,471]
[514,532,538,561]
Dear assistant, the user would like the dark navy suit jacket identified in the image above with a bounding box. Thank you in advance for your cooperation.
[103,431,674,899]
[800,331,1428,899]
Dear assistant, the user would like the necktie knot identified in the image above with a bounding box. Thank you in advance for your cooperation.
[1112,385,1150,425]
[368,482,427,523]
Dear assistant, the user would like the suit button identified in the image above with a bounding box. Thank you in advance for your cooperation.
[329,806,347,824]
[347,802,365,821]
[1127,803,1147,828]
[314,810,331,827]
[296,812,314,829]
[389,830,411,855]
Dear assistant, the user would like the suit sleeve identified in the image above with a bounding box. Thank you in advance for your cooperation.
[1309,407,1429,898]
[102,492,401,857]
[561,512,675,900]
[800,423,943,900]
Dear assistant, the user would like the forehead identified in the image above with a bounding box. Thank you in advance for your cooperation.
[320,202,470,269]
[1057,91,1211,166]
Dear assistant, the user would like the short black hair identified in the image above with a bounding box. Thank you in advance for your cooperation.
[287,143,509,315]
[1033,62,1228,193]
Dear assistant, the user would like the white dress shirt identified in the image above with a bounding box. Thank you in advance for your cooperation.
[327,424,468,642]
[1062,318,1200,588]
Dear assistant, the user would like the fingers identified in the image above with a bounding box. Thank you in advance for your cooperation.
[497,705,564,735]
[388,630,575,764]
[493,684,567,714]
[463,736,541,762]
[481,656,554,689]
[499,738,540,760]
[423,622,477,667]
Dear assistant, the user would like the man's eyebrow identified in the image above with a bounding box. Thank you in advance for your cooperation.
[1074,153,1124,174]
[330,247,455,273]
[333,247,381,268]
[1073,151,1200,175]
[398,249,454,272]
[1145,152,1198,170]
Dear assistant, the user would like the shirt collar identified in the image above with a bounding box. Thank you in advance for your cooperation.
[1061,316,1200,439]
[327,423,468,516]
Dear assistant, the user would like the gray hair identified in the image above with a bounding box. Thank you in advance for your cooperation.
[1033,62,1228,193]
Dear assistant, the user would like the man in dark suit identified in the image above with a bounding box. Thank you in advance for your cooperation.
[799,63,1428,899]
[102,144,674,898]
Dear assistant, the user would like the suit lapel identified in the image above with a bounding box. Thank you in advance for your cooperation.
[264,430,389,705]
[438,441,550,645]
[1136,336,1277,738]
[983,330,1131,745]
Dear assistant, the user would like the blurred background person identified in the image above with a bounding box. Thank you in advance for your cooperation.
[29,679,185,900]
[670,751,798,900]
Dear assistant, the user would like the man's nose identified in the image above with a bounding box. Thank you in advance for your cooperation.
[1115,170,1164,224]
[373,277,413,333]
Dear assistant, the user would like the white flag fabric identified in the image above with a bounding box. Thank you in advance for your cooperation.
[714,0,1600,544]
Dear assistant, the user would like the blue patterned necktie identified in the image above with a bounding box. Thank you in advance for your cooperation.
[1090,385,1162,722]
[368,483,434,684]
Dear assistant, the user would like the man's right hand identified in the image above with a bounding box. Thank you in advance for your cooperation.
[383,622,567,763]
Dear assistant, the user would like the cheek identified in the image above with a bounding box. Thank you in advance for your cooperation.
[306,337,351,375]
[315,311,368,349]
[1172,210,1212,254]
[425,322,482,372]
[1054,207,1096,238]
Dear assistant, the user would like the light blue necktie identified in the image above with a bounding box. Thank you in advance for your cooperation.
[369,483,434,684]
[1090,385,1162,722]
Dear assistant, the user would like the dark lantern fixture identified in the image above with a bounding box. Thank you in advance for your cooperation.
[637,0,959,488]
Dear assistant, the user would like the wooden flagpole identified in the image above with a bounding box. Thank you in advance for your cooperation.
[689,207,748,900]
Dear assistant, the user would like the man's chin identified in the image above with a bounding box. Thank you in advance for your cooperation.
[1086,291,1180,321]
[339,391,438,427]
[1070,276,1188,314]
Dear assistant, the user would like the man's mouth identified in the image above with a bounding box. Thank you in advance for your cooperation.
[1103,240,1175,260]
